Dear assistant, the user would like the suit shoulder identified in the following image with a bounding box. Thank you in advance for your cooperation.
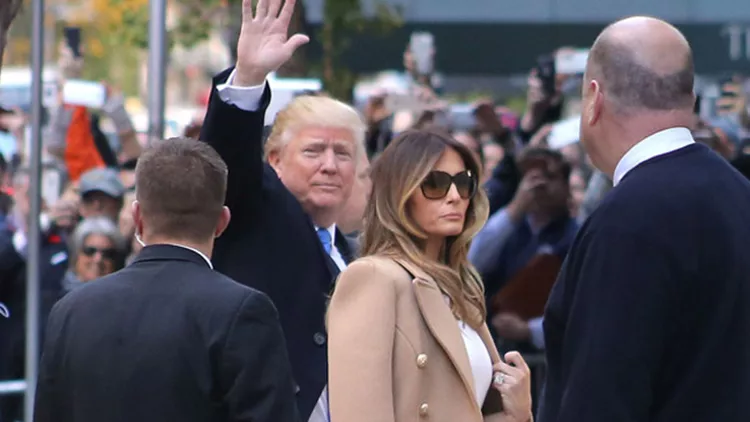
[50,271,124,312]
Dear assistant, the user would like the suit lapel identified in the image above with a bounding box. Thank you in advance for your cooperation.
[402,260,480,413]
[334,228,356,264]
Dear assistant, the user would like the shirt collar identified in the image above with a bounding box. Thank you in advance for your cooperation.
[314,224,337,245]
[613,127,695,186]
[167,243,213,269]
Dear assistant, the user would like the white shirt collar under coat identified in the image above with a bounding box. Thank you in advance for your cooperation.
[314,224,337,245]
[612,127,695,186]
[170,244,213,269]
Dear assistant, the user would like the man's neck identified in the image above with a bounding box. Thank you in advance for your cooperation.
[143,235,214,260]
[312,216,337,230]
[602,112,693,177]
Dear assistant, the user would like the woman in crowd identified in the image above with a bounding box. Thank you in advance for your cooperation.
[327,129,532,422]
[62,216,127,293]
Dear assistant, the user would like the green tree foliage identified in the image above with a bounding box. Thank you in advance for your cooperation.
[320,0,402,101]
[0,0,24,73]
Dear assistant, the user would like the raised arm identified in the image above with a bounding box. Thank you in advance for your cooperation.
[199,0,308,228]
[200,71,270,228]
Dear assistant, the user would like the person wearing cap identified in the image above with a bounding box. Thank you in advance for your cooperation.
[78,167,125,222]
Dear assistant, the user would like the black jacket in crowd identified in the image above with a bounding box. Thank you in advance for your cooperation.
[34,245,299,422]
[540,144,750,422]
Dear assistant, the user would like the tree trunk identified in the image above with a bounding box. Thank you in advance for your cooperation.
[0,0,24,75]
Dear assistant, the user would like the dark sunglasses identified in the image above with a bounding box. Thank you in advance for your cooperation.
[420,170,477,200]
[82,246,117,260]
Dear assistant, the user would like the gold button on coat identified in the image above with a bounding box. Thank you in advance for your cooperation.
[416,354,428,368]
[419,403,429,417]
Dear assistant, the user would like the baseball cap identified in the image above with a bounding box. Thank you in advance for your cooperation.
[79,167,125,199]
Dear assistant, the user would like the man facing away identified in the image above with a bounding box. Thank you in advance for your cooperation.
[539,16,750,422]
[34,138,299,422]
[199,0,365,419]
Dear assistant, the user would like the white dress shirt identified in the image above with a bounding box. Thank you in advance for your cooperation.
[315,224,347,271]
[613,127,695,186]
[216,69,265,112]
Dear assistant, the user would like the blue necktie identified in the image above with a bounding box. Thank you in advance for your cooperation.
[317,227,332,255]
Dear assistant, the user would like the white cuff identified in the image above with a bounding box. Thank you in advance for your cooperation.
[216,69,266,112]
[528,316,545,350]
[12,230,27,255]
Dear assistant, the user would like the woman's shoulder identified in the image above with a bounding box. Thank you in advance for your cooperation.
[342,255,414,286]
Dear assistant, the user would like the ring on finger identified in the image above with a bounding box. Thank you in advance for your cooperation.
[493,372,505,385]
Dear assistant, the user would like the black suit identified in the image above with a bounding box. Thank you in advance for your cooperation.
[0,229,67,421]
[540,144,750,422]
[34,245,299,422]
[200,68,355,419]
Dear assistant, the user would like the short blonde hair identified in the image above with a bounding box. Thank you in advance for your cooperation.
[264,95,367,161]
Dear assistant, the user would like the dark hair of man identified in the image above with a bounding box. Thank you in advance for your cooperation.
[135,138,227,243]
[589,38,695,112]
[519,147,572,181]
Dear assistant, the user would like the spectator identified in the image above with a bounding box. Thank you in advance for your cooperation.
[78,167,125,222]
[62,216,127,293]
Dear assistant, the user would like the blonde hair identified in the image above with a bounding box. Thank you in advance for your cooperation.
[264,95,367,160]
[361,129,490,329]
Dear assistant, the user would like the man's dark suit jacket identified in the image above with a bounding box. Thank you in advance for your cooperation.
[0,229,67,421]
[540,144,750,422]
[34,244,299,422]
[200,68,355,419]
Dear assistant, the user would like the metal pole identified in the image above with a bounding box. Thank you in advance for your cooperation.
[148,0,167,142]
[25,0,46,418]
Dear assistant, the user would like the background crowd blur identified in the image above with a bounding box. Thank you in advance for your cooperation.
[1,0,750,421]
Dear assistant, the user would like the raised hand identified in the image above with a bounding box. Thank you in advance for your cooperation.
[234,0,310,87]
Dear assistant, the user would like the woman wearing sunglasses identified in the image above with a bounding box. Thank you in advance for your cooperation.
[62,216,127,293]
[327,129,532,422]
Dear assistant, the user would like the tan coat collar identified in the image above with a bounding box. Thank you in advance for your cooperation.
[394,258,500,413]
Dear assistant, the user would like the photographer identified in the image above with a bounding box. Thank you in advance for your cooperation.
[469,148,579,350]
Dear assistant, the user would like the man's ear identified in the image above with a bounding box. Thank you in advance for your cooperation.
[267,149,282,174]
[588,80,603,126]
[214,206,231,238]
[131,200,144,236]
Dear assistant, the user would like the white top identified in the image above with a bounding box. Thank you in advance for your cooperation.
[613,127,695,186]
[458,320,494,407]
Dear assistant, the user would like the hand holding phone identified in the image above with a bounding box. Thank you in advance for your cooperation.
[63,80,107,109]
[409,32,435,77]
[536,54,557,97]
[63,27,82,58]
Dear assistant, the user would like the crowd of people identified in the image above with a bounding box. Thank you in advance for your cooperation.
[1,0,750,421]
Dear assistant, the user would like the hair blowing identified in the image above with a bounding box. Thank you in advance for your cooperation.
[135,138,228,243]
[360,129,490,329]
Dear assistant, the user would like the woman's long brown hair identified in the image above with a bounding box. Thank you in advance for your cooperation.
[360,129,490,329]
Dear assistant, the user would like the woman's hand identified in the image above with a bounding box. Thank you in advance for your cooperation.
[492,351,532,422]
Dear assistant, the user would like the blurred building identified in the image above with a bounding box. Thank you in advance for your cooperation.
[303,0,750,78]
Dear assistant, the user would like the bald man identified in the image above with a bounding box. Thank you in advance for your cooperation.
[540,17,750,422]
